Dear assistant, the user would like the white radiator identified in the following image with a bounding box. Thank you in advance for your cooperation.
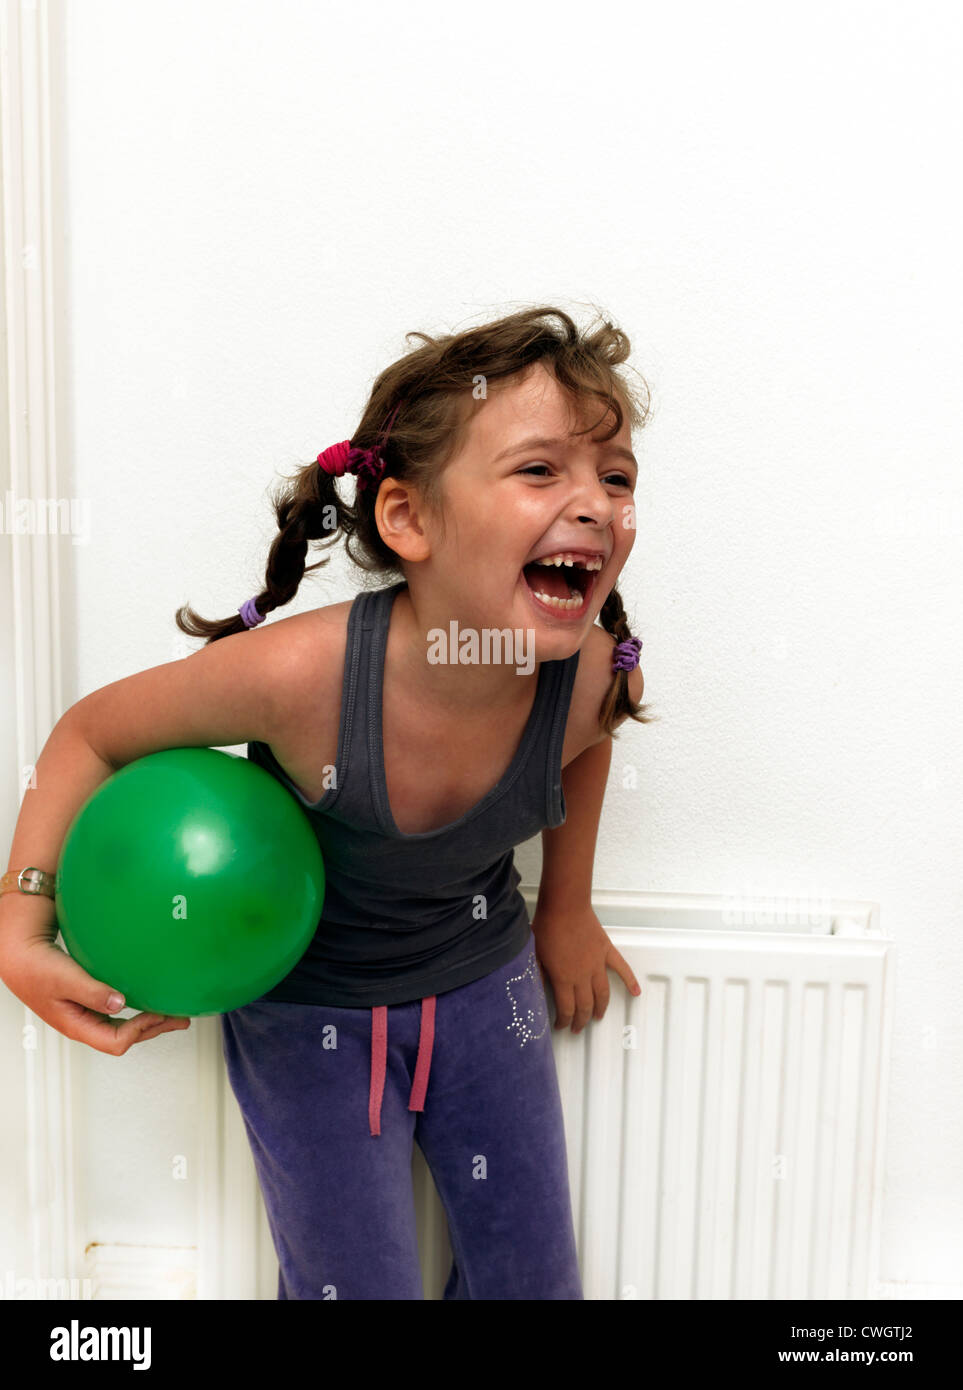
[196,887,894,1301]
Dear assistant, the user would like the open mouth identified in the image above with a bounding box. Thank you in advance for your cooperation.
[521,554,601,615]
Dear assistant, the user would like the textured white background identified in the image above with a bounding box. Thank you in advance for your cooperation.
[36,0,963,1287]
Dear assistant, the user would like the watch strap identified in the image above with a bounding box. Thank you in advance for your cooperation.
[0,867,57,899]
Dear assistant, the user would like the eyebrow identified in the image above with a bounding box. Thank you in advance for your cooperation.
[491,434,638,468]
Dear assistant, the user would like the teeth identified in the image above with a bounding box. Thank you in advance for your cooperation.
[532,552,604,571]
[531,588,584,610]
[525,551,603,610]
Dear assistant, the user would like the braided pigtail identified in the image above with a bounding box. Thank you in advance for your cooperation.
[175,458,351,645]
[597,584,659,738]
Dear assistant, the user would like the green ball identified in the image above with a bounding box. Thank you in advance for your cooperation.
[55,747,325,1016]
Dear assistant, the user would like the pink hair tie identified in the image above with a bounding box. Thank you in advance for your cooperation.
[315,402,404,491]
[316,438,385,490]
[317,440,353,475]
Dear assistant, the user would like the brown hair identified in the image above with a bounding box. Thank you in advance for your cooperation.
[175,303,658,737]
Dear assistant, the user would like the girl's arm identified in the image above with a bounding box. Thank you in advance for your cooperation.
[536,736,612,915]
[0,615,323,1054]
[536,653,643,912]
[532,657,644,1032]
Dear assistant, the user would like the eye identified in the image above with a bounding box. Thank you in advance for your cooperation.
[516,464,633,486]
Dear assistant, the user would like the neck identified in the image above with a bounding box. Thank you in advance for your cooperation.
[390,583,539,713]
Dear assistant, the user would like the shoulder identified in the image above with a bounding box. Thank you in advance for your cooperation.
[566,624,643,753]
[240,600,351,732]
[242,600,351,666]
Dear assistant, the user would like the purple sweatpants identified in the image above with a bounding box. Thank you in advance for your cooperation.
[219,927,584,1300]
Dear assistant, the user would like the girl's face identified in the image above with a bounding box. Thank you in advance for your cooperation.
[430,362,638,657]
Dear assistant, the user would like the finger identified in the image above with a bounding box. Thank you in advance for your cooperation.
[54,999,168,1054]
[39,941,134,1021]
[129,1014,192,1045]
[57,1000,189,1054]
[608,947,641,998]
[552,982,575,1031]
[591,970,611,1021]
[570,982,595,1034]
[114,1010,192,1049]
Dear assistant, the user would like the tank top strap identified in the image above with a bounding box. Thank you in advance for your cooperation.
[326,582,394,826]
[537,639,581,827]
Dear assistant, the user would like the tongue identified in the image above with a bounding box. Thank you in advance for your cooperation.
[523,562,576,601]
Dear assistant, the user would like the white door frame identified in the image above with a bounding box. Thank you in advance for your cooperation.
[0,0,83,1290]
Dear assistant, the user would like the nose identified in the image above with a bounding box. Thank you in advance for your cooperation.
[569,469,617,529]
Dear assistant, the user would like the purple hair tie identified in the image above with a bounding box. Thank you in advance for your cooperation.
[238,597,265,629]
[612,635,642,673]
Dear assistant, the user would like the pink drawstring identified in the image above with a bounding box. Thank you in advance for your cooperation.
[408,996,436,1114]
[369,1006,388,1136]
[368,996,436,1137]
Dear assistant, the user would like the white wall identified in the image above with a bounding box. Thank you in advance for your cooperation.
[52,0,963,1287]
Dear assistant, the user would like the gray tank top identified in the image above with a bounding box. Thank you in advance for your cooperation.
[246,579,581,1007]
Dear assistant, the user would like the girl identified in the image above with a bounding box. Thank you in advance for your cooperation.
[0,304,655,1300]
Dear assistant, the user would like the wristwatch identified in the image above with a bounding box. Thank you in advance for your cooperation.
[0,866,57,899]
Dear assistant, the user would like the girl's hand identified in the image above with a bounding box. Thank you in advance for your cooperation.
[0,914,191,1054]
[531,905,641,1034]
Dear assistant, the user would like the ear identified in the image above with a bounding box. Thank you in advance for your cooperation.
[374,480,432,563]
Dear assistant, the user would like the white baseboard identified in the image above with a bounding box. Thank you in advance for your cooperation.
[84,1244,197,1300]
[77,1244,963,1302]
